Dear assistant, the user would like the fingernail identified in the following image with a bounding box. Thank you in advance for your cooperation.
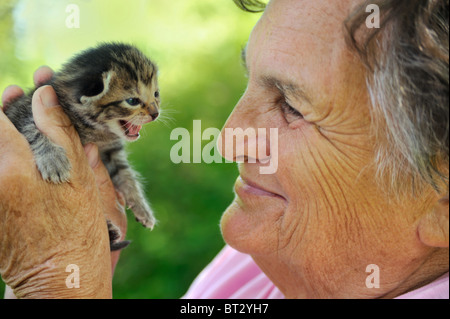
[85,143,100,168]
[115,190,126,207]
[40,86,59,108]
[84,143,94,156]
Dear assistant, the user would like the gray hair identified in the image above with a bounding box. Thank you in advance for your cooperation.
[234,0,449,196]
[345,0,449,195]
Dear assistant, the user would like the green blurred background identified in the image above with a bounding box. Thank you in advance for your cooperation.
[0,0,261,298]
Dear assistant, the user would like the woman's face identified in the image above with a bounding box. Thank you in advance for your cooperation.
[219,0,437,298]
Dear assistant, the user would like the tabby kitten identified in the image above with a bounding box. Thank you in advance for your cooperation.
[5,43,159,250]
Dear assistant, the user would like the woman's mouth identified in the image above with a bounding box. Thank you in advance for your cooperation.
[234,176,284,199]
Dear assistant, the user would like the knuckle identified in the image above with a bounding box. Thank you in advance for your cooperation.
[47,106,73,129]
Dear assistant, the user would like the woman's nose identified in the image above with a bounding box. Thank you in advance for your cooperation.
[217,98,272,165]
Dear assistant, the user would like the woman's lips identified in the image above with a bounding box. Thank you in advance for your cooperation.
[235,176,284,199]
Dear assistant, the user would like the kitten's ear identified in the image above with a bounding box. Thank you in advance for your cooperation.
[80,70,115,104]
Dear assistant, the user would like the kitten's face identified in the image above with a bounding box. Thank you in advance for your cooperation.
[87,65,161,142]
[61,44,160,142]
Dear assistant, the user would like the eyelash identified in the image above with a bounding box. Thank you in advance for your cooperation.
[280,99,303,118]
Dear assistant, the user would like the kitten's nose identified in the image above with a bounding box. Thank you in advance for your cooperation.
[150,112,159,121]
[144,103,159,122]
[143,111,159,123]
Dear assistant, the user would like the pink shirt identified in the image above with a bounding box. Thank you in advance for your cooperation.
[184,245,449,299]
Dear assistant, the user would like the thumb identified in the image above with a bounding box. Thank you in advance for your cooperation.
[32,86,83,159]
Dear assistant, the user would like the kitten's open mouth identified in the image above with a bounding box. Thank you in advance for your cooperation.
[119,120,142,140]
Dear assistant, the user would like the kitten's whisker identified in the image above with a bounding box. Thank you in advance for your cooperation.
[141,126,149,138]
[120,114,142,129]
[156,108,176,128]
[156,113,176,129]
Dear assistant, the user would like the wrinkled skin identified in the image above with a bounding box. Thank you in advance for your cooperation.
[0,0,448,299]
[0,67,127,298]
[219,0,449,298]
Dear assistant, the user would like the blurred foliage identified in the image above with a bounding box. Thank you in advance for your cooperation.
[0,0,260,298]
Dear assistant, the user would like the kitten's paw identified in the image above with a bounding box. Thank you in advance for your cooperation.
[35,146,71,184]
[130,201,156,229]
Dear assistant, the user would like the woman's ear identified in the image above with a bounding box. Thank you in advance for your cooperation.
[418,195,449,248]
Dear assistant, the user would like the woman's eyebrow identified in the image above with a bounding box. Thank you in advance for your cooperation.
[240,45,312,105]
[261,75,313,105]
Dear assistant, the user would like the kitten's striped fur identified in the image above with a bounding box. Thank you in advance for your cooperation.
[5,43,160,249]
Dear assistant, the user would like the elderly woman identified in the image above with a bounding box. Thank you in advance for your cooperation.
[0,0,448,299]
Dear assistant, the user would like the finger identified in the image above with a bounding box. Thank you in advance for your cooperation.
[1,85,24,111]
[0,96,22,138]
[33,66,54,87]
[84,143,109,188]
[0,94,34,166]
[115,190,126,209]
[84,143,128,224]
[84,143,128,273]
[31,86,85,165]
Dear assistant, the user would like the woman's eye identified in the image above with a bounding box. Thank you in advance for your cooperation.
[280,99,303,120]
[126,98,141,106]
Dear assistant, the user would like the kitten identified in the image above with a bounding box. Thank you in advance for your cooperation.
[4,43,159,250]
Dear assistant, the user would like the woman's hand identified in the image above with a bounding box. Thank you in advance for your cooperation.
[0,67,127,298]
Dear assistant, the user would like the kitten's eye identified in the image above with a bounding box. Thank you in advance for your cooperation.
[126,98,141,106]
[154,91,160,98]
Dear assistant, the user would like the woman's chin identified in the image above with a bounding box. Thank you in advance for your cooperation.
[220,197,286,255]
